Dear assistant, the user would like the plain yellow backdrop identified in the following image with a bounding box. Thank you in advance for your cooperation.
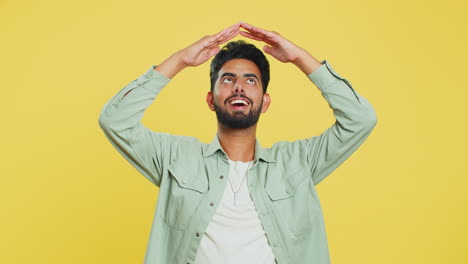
[1,0,467,263]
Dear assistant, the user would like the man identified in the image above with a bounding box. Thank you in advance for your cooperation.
[99,22,377,264]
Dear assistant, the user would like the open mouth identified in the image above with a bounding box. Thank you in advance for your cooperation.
[227,97,250,111]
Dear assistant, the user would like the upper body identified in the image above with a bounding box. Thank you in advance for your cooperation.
[99,22,377,264]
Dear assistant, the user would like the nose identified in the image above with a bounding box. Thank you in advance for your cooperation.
[233,82,245,93]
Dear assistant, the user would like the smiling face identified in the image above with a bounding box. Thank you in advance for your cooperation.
[206,58,270,129]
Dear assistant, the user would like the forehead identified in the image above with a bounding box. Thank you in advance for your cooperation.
[218,58,261,77]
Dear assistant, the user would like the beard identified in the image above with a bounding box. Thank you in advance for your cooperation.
[213,99,263,129]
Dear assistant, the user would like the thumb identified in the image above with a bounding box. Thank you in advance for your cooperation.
[208,46,221,58]
[263,45,274,56]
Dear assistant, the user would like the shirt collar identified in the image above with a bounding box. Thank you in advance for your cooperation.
[203,134,276,163]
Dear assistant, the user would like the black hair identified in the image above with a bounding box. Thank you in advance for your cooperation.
[210,40,270,93]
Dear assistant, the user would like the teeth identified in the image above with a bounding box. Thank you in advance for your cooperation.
[230,99,248,105]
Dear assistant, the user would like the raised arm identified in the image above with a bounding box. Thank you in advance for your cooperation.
[240,22,377,184]
[98,24,241,186]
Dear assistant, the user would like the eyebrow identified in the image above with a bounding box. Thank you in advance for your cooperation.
[220,72,259,80]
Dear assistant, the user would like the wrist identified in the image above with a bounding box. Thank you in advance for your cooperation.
[155,52,188,79]
[172,51,189,71]
[292,49,322,75]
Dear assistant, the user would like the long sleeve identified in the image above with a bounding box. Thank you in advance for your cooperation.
[98,65,172,187]
[304,60,377,185]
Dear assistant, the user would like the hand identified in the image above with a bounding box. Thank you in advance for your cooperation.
[239,22,322,74]
[178,23,241,67]
[239,22,304,63]
[155,23,240,78]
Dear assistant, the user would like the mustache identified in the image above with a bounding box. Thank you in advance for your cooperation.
[224,94,253,105]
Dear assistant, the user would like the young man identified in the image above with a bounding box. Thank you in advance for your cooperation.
[99,22,377,264]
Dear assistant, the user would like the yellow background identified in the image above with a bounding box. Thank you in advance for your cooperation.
[1,0,467,263]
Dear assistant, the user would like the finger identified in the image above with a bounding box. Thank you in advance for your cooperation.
[227,23,240,34]
[215,23,240,39]
[220,28,239,43]
[240,30,268,42]
[240,22,268,36]
[240,21,255,31]
[217,24,239,40]
[213,29,230,42]
[271,30,281,36]
[208,24,237,44]
[240,30,276,47]
[202,28,238,51]
[251,27,276,40]
[239,31,264,41]
[225,23,241,37]
[203,35,220,48]
[239,22,264,34]
[214,24,234,37]
[210,27,232,45]
[202,38,226,53]
[243,22,279,42]
[212,29,236,46]
[202,23,240,49]
[246,30,278,46]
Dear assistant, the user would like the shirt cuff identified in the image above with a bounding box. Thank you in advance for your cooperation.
[307,60,345,91]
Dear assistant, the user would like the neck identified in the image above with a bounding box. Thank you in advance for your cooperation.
[217,123,257,162]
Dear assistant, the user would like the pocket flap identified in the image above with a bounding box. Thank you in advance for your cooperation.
[168,162,208,194]
[265,167,308,201]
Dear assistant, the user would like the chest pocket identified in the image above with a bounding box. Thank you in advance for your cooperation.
[169,162,208,193]
[265,166,307,200]
[162,161,208,230]
[265,167,322,236]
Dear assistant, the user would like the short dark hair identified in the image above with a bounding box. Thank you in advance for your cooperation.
[210,40,270,93]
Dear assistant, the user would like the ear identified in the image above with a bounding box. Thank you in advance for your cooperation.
[206,91,215,111]
[261,93,271,113]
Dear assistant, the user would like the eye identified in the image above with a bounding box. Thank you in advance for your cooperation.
[222,77,233,84]
[246,78,256,84]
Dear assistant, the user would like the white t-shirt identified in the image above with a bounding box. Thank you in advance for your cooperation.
[194,159,276,264]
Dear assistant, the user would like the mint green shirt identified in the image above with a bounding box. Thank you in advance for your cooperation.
[99,60,377,264]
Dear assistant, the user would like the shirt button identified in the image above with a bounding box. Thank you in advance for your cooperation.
[210,202,214,206]
[273,242,279,247]
[196,232,200,237]
[219,175,224,179]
